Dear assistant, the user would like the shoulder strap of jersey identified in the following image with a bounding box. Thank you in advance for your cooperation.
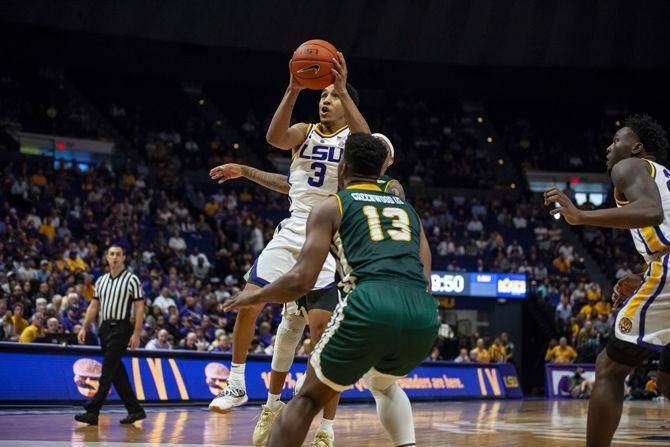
[330,193,343,216]
[642,158,656,178]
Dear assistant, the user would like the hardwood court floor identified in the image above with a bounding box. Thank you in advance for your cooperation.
[0,399,668,446]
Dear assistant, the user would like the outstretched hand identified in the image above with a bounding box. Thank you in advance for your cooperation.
[210,163,243,184]
[222,289,261,312]
[544,187,583,225]
[331,52,348,93]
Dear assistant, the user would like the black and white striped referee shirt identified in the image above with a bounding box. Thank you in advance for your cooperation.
[93,270,144,321]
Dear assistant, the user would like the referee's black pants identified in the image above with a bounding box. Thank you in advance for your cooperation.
[84,320,143,415]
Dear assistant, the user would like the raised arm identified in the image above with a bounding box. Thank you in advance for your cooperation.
[331,52,370,134]
[210,163,290,194]
[544,158,663,229]
[223,196,341,310]
[266,68,309,150]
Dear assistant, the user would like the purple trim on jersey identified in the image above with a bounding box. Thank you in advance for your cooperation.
[636,229,654,255]
[636,254,668,351]
[654,226,670,246]
[248,259,270,286]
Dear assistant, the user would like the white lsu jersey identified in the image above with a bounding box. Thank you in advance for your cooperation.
[288,123,350,216]
[615,159,670,263]
[614,158,670,350]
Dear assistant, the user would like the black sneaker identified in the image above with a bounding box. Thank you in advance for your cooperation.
[120,410,146,424]
[74,412,99,425]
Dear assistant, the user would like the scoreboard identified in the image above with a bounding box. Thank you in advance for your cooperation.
[431,271,527,299]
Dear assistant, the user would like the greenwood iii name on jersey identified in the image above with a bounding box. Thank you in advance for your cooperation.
[330,183,426,292]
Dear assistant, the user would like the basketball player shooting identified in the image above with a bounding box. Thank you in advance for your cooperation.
[544,114,670,447]
[209,45,370,447]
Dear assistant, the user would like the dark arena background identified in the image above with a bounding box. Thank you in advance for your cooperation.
[1,1,670,446]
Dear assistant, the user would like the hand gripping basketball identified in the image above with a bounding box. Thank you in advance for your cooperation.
[611,273,643,312]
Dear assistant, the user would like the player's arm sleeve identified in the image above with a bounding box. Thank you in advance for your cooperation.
[579,158,663,228]
[251,197,341,304]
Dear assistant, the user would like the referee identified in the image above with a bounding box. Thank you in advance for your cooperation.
[75,245,146,425]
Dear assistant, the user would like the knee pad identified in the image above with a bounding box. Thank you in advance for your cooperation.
[363,368,399,396]
[271,313,307,372]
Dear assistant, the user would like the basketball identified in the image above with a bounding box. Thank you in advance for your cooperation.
[290,39,337,90]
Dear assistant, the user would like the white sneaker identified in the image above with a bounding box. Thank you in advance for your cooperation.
[208,387,248,414]
[294,374,306,396]
[252,402,285,446]
[311,430,334,447]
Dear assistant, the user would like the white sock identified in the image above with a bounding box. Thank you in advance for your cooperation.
[229,362,246,390]
[318,418,334,435]
[371,383,415,446]
[266,392,282,411]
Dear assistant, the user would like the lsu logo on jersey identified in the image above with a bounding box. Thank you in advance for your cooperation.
[296,144,343,188]
[297,144,343,162]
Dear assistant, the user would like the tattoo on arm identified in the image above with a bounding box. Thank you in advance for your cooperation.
[386,180,406,200]
[243,166,290,194]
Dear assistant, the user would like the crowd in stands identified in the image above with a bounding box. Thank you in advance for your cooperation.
[2,70,656,396]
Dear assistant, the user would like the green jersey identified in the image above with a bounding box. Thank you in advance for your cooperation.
[331,183,426,291]
[376,175,393,193]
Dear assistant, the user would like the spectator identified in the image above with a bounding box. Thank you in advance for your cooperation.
[488,337,507,363]
[545,337,578,363]
[34,297,48,316]
[48,294,64,316]
[1,300,17,341]
[168,230,187,252]
[471,338,491,363]
[62,306,82,333]
[210,333,231,353]
[644,373,661,400]
[11,303,28,335]
[145,329,172,350]
[153,288,177,313]
[555,296,572,324]
[453,348,471,363]
[427,346,442,361]
[180,332,200,350]
[36,260,51,283]
[193,255,210,281]
[615,263,633,280]
[500,332,515,362]
[257,321,273,347]
[19,312,45,343]
[45,317,61,335]
[569,367,593,399]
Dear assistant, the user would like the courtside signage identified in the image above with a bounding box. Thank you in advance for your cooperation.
[0,343,521,403]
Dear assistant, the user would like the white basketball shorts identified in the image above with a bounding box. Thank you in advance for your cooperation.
[615,253,670,350]
[244,214,336,298]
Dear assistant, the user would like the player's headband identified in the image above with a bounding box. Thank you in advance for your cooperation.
[372,133,394,158]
